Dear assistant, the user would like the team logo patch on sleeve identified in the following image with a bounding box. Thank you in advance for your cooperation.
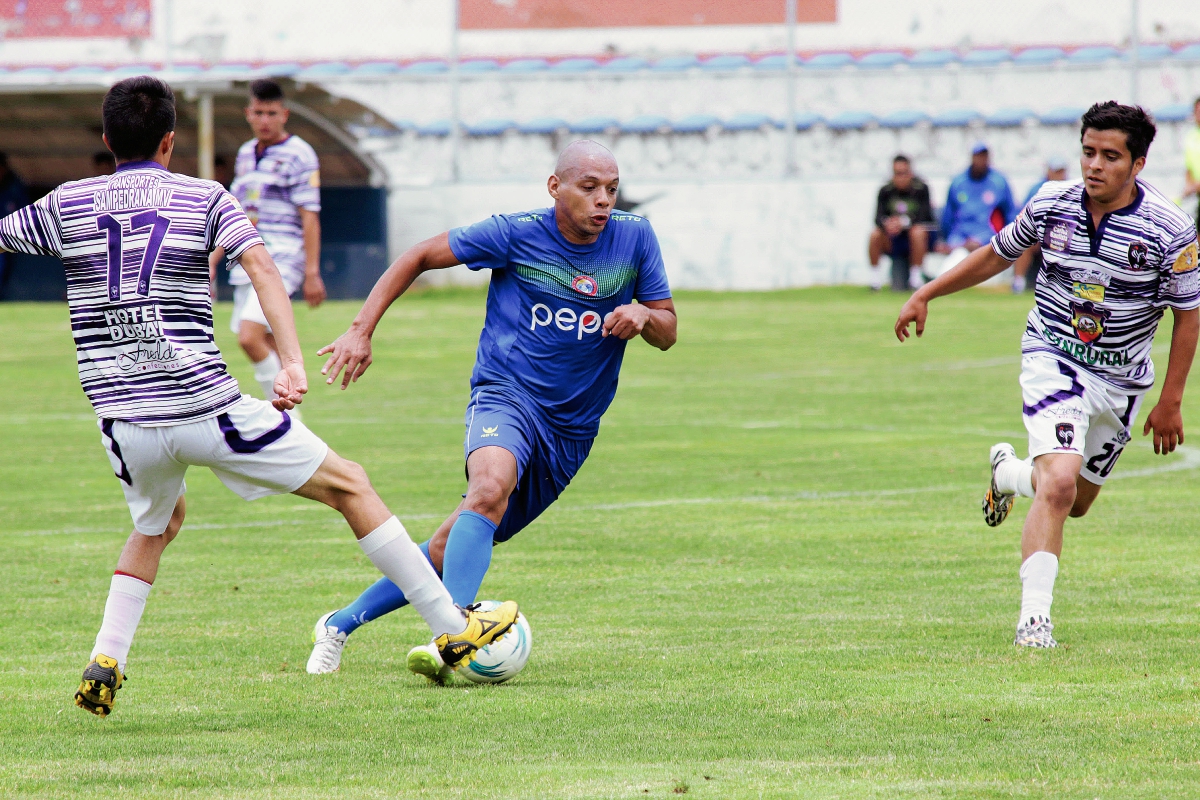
[571,275,598,296]
[1055,423,1076,448]
[1070,301,1110,344]
[1173,242,1198,273]
[1127,241,1148,270]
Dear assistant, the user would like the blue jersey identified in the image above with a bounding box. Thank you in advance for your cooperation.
[449,207,672,439]
[941,168,1017,246]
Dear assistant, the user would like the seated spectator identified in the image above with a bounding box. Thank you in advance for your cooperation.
[868,154,934,291]
[937,143,1016,266]
[1011,157,1069,293]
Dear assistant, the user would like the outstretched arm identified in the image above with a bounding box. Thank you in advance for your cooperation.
[240,244,307,409]
[318,232,462,388]
[1143,306,1199,454]
[602,298,677,350]
[894,244,1012,341]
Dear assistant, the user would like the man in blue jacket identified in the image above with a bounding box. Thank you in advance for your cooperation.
[939,143,1017,254]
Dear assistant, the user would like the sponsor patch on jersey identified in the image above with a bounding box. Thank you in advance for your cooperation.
[1072,282,1105,302]
[1070,300,1110,344]
[1173,241,1198,273]
[571,274,598,296]
[1127,241,1149,270]
[1043,219,1075,253]
[1055,422,1076,449]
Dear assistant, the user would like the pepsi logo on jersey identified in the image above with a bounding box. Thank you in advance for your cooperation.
[530,304,603,340]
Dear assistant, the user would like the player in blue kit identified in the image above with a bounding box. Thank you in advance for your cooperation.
[307,141,677,679]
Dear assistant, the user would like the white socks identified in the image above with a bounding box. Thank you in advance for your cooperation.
[358,516,466,636]
[1018,551,1058,627]
[908,265,923,289]
[995,457,1035,498]
[252,352,281,399]
[91,573,153,672]
[868,265,883,291]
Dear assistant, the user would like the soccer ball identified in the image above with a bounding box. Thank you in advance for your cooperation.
[459,600,532,684]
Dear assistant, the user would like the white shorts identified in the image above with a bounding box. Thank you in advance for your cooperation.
[230,283,270,334]
[98,396,329,535]
[1020,353,1144,486]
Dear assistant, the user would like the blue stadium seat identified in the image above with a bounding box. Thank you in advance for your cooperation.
[857,52,905,69]
[907,50,957,68]
[1013,47,1065,66]
[1173,43,1200,61]
[64,65,106,75]
[931,108,981,127]
[961,49,1011,66]
[550,58,599,72]
[804,53,854,69]
[260,62,301,77]
[791,111,824,130]
[1136,44,1174,61]
[1067,46,1120,63]
[601,57,648,72]
[388,119,416,132]
[651,55,700,72]
[621,114,672,133]
[109,64,156,77]
[672,114,722,133]
[519,117,569,134]
[826,111,875,130]
[501,58,549,73]
[353,62,401,76]
[13,66,56,76]
[465,119,516,135]
[1039,107,1086,125]
[295,62,351,78]
[167,64,203,75]
[206,63,254,73]
[416,120,452,136]
[1154,103,1193,123]
[701,54,751,70]
[752,54,789,70]
[722,112,778,132]
[986,107,1034,126]
[403,60,448,74]
[570,116,620,133]
[458,59,499,73]
[878,109,928,128]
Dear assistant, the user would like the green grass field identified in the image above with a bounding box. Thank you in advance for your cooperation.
[3,287,1200,799]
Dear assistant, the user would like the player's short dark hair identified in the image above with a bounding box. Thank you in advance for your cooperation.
[1080,101,1156,162]
[102,76,176,161]
[249,79,285,103]
[893,154,910,165]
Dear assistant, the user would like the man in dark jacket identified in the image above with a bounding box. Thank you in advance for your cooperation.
[869,154,934,291]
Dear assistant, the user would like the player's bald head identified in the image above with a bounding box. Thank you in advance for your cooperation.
[554,140,617,182]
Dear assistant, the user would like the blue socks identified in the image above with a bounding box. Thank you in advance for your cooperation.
[327,512,498,635]
[441,511,497,607]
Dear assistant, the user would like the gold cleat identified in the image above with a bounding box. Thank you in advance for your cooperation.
[434,601,518,668]
[74,654,124,717]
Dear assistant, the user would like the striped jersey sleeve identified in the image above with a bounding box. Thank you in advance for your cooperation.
[207,189,261,262]
[1158,225,1200,310]
[0,189,63,257]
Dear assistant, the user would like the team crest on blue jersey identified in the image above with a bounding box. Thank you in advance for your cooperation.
[571,275,598,296]
[1070,301,1110,345]
[1127,241,1148,270]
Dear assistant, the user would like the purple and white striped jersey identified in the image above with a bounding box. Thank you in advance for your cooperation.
[0,160,264,425]
[228,134,320,292]
[993,179,1200,392]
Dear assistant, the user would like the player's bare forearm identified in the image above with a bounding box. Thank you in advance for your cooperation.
[1144,307,1199,454]
[318,233,461,388]
[300,209,325,307]
[894,245,1012,340]
[241,245,301,366]
[208,246,224,297]
[602,299,676,349]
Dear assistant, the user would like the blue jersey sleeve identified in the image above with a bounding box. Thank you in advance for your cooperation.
[634,224,672,302]
[448,214,512,271]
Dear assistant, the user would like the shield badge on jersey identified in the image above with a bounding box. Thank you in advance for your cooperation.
[1128,241,1148,270]
[571,275,598,296]
[1055,423,1075,449]
[1070,301,1110,345]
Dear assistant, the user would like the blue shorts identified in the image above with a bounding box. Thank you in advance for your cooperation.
[464,389,594,543]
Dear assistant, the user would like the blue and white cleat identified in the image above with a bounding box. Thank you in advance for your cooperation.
[407,642,455,686]
[982,442,1018,528]
[1015,616,1057,648]
[307,611,347,674]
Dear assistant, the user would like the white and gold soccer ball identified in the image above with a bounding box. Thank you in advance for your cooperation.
[459,600,532,684]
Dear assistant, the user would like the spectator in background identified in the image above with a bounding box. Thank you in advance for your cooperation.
[91,151,114,176]
[1183,96,1200,236]
[1010,157,1069,293]
[938,142,1016,270]
[868,154,934,291]
[0,152,28,297]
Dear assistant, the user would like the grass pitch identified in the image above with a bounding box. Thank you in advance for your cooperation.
[2,287,1200,799]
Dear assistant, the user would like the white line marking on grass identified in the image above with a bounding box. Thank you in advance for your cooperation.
[1110,444,1200,480]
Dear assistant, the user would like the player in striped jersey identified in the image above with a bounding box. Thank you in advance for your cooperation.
[0,77,517,716]
[213,79,325,409]
[895,102,1200,648]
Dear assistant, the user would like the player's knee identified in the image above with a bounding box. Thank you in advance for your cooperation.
[1036,470,1078,510]
[162,496,186,544]
[464,478,509,518]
